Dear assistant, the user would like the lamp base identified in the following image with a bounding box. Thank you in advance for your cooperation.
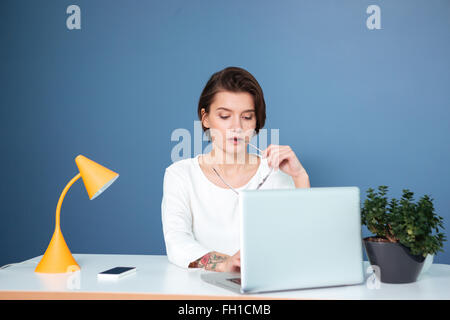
[35,228,80,273]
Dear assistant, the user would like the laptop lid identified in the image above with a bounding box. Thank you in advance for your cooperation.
[239,186,364,293]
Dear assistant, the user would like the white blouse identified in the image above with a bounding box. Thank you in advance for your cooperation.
[161,153,296,268]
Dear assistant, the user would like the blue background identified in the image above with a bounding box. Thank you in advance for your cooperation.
[1,0,449,267]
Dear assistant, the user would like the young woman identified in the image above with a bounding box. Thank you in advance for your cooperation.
[161,66,310,272]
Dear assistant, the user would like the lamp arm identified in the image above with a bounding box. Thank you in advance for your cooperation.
[55,173,81,231]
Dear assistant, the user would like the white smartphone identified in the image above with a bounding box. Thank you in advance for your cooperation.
[97,266,136,280]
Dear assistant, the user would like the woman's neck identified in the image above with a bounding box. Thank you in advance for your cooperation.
[201,147,259,175]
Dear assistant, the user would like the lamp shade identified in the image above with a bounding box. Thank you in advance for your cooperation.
[75,155,119,200]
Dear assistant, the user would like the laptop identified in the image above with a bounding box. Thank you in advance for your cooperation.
[200,186,365,294]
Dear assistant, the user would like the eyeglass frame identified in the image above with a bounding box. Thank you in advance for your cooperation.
[211,143,273,195]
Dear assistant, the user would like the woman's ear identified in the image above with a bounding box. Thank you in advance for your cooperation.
[201,108,209,129]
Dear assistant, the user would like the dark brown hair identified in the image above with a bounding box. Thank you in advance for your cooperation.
[198,66,266,136]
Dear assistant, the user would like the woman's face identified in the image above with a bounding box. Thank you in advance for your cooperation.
[202,91,257,161]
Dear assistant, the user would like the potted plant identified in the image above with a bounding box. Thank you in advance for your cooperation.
[361,185,446,283]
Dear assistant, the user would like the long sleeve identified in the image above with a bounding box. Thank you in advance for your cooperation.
[161,168,211,269]
[272,169,296,189]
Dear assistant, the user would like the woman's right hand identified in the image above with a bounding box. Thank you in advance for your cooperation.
[220,250,240,273]
[189,250,240,273]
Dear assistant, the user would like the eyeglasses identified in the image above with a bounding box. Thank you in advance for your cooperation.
[211,143,273,195]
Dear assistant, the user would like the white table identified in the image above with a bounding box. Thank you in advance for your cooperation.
[0,254,449,299]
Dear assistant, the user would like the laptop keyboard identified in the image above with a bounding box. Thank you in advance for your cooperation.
[227,278,241,285]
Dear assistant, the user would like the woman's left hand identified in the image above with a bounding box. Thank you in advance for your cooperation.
[262,144,307,178]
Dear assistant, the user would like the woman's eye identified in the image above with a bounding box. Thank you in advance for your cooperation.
[219,115,252,120]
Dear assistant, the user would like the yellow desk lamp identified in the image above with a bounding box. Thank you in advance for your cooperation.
[35,155,119,273]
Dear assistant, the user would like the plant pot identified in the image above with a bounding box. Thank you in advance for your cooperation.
[363,237,425,284]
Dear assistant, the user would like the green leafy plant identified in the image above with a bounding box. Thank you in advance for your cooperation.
[361,185,446,257]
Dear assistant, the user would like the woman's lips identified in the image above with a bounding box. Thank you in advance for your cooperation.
[228,137,243,145]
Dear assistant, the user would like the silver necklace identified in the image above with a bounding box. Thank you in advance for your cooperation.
[211,165,273,195]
